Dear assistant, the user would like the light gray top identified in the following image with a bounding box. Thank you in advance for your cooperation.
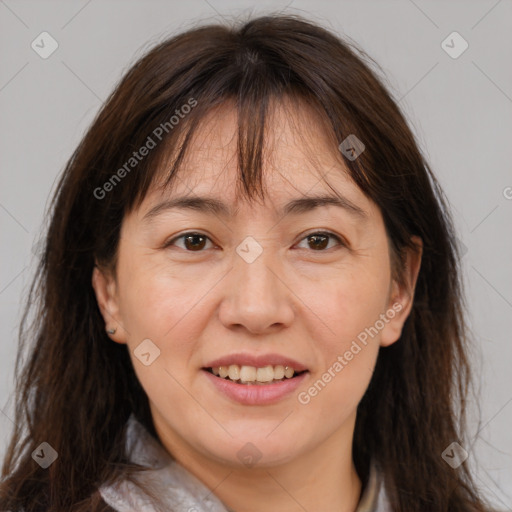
[100,414,392,511]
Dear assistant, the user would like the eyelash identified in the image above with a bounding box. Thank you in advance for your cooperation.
[163,231,346,253]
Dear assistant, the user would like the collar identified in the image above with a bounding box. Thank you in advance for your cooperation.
[99,414,391,511]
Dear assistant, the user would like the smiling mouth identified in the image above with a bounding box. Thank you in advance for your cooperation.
[203,365,308,385]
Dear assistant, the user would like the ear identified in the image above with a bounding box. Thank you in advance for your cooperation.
[380,236,423,347]
[91,263,128,345]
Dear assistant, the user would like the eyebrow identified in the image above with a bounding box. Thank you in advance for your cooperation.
[142,194,367,223]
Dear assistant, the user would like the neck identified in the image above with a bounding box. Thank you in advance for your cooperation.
[153,411,363,512]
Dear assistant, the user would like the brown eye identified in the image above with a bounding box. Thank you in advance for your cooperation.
[298,232,345,251]
[165,231,344,253]
[183,234,207,251]
[165,232,213,252]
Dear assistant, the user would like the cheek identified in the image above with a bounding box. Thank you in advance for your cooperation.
[303,257,391,353]
[117,251,212,341]
[114,253,214,404]
[298,255,390,407]
[115,258,208,418]
[298,299,382,435]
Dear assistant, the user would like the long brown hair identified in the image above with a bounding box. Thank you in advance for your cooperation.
[0,13,495,512]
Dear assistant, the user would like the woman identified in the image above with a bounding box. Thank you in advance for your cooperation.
[0,13,496,512]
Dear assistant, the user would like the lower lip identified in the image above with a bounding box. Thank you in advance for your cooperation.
[202,369,308,405]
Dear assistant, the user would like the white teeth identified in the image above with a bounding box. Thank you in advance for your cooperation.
[256,365,274,382]
[284,366,294,379]
[273,365,285,380]
[228,365,240,381]
[210,364,301,383]
[239,365,256,382]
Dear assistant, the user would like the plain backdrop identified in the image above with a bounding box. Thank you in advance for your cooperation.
[1,0,511,509]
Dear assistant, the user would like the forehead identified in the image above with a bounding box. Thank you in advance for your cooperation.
[140,98,373,218]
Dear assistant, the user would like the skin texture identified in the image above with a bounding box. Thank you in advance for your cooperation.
[92,100,422,512]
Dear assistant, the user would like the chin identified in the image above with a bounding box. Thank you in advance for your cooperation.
[202,435,304,469]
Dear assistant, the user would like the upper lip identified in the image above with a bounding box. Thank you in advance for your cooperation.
[204,353,308,372]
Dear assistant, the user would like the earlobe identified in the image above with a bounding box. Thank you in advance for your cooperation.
[91,264,128,344]
[380,237,423,347]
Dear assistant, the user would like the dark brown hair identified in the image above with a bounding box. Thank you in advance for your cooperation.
[0,13,495,512]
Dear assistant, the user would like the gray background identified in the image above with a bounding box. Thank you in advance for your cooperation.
[1,0,511,509]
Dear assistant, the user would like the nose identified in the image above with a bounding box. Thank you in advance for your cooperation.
[218,248,295,335]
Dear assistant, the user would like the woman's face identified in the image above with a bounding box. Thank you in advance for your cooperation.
[93,100,420,470]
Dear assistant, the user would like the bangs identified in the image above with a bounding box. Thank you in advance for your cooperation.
[87,14,419,275]
[133,90,349,213]
[98,31,371,219]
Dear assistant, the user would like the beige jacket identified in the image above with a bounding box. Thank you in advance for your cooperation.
[100,414,392,511]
